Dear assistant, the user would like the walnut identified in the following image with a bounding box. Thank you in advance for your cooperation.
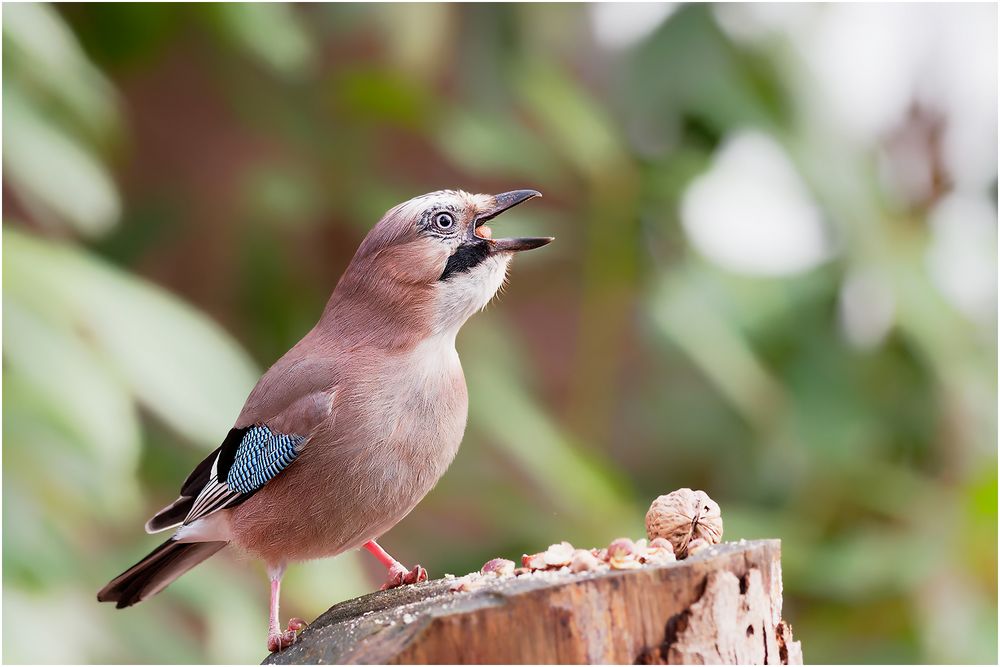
[646,488,723,559]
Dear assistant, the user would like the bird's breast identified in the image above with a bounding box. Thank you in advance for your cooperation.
[343,333,469,495]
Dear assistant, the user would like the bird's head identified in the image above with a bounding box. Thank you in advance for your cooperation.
[335,189,550,338]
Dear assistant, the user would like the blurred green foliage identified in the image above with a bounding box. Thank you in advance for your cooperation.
[3,3,996,664]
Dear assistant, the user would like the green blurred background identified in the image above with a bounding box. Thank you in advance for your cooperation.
[3,3,996,663]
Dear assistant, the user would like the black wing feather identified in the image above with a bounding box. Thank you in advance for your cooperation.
[180,428,246,496]
[145,428,249,533]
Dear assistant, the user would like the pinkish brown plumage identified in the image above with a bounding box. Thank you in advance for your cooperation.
[98,189,550,652]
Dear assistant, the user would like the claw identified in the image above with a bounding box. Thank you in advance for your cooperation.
[267,618,307,652]
[381,563,428,590]
[407,565,428,585]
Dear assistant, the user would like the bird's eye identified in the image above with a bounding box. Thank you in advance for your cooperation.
[433,212,455,231]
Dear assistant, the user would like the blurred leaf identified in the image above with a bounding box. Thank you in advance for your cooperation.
[372,3,452,78]
[334,67,436,129]
[651,262,786,429]
[514,61,627,178]
[205,4,314,77]
[2,479,98,589]
[3,303,141,475]
[3,3,120,143]
[60,3,180,68]
[795,529,942,600]
[2,85,121,236]
[4,229,259,447]
[3,590,119,663]
[622,5,785,136]
[436,109,562,184]
[240,161,324,229]
[462,315,636,530]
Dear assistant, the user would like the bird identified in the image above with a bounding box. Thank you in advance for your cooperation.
[97,189,550,652]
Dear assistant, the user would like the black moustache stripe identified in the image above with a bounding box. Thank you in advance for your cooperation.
[440,241,490,281]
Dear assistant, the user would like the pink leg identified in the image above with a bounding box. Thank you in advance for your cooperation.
[362,540,427,590]
[266,564,306,653]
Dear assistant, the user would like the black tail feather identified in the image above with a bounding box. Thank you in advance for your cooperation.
[144,496,195,533]
[98,539,226,608]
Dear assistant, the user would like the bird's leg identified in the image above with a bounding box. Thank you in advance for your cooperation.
[362,540,428,590]
[266,563,306,653]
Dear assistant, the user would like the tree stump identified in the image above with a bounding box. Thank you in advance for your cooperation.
[264,539,802,665]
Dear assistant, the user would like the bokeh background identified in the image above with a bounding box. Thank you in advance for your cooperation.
[3,2,997,663]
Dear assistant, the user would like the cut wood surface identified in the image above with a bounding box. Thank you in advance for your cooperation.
[264,539,802,665]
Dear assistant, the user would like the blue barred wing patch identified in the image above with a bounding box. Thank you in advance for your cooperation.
[225,425,305,494]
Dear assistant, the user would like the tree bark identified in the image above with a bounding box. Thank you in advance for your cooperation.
[264,539,802,665]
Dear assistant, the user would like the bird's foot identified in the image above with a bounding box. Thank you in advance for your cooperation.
[380,562,427,590]
[267,617,307,653]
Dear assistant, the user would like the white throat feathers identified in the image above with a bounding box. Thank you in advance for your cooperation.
[433,253,511,335]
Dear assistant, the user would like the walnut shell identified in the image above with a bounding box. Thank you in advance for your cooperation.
[645,488,723,559]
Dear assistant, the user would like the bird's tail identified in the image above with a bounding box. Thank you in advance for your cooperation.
[98,538,227,608]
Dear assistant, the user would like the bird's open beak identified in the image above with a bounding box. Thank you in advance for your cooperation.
[474,189,553,253]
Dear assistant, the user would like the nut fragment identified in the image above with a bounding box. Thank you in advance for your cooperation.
[522,552,546,570]
[607,537,641,569]
[542,541,575,567]
[642,537,676,565]
[522,542,579,572]
[569,549,601,573]
[649,537,673,552]
[686,538,710,556]
[607,537,634,559]
[448,574,486,592]
[480,558,515,577]
[644,550,676,565]
[640,536,676,565]
[646,488,723,559]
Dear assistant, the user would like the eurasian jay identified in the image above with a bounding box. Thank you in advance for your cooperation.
[98,189,550,652]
